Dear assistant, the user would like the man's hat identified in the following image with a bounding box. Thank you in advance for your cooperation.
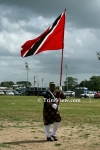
[49,82,56,86]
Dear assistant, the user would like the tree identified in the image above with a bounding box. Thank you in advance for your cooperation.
[89,76,100,91]
[16,81,31,87]
[64,76,78,91]
[1,81,15,88]
[79,79,89,87]
[79,76,100,91]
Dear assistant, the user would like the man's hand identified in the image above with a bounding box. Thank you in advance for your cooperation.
[54,98,58,103]
[52,104,57,109]
[58,90,64,95]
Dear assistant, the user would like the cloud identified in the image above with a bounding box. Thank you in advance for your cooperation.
[0,0,100,86]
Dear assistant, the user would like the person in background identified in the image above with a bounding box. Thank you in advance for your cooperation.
[43,82,66,141]
[38,91,40,97]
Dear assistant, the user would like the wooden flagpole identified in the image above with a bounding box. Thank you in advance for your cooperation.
[58,9,66,106]
[59,9,66,91]
[60,49,64,90]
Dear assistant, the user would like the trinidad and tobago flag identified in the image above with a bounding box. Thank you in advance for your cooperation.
[21,9,66,57]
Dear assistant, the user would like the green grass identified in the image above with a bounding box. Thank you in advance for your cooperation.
[54,143,61,146]
[0,143,11,148]
[60,98,100,126]
[0,96,100,126]
[0,96,42,122]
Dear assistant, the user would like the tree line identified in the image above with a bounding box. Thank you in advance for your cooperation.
[63,75,100,91]
[0,81,31,88]
[0,75,100,91]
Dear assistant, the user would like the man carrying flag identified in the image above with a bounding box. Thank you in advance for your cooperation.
[43,82,66,141]
[20,9,66,140]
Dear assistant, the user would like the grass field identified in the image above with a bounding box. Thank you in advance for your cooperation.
[0,96,100,125]
[0,96,100,150]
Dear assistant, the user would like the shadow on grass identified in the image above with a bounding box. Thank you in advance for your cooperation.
[3,139,47,145]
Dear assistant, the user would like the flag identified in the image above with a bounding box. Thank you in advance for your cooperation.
[21,9,66,57]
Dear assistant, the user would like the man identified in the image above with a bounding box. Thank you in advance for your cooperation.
[43,82,66,141]
[38,91,40,97]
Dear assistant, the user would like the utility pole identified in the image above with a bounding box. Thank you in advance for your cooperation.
[84,80,85,87]
[36,75,39,87]
[25,62,29,87]
[65,64,68,91]
[42,78,43,87]
[34,76,36,87]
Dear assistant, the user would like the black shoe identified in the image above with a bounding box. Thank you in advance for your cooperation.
[47,137,53,141]
[51,135,58,141]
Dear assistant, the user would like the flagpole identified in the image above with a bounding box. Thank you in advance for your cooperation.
[59,9,66,91]
[58,9,66,107]
[60,49,64,90]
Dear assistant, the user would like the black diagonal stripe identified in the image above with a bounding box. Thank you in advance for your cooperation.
[25,14,61,57]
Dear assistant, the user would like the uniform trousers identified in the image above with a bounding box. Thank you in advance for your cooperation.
[44,122,59,137]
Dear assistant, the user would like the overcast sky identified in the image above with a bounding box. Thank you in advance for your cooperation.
[0,0,100,87]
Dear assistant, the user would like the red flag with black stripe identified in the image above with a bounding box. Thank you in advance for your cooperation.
[21,10,66,57]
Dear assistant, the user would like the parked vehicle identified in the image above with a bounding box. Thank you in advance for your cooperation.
[0,90,4,95]
[63,92,67,96]
[80,93,85,98]
[14,91,19,95]
[94,92,100,98]
[41,91,46,96]
[80,92,96,98]
[6,91,14,95]
[64,91,75,97]
[85,92,96,98]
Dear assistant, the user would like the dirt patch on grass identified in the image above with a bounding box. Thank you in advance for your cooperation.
[0,121,100,150]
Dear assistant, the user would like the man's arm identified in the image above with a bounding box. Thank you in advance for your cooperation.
[56,90,66,99]
[44,92,58,107]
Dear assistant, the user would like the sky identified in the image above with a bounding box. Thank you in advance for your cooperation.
[0,0,100,87]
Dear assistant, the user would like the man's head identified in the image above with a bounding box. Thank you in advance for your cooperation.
[49,82,56,92]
